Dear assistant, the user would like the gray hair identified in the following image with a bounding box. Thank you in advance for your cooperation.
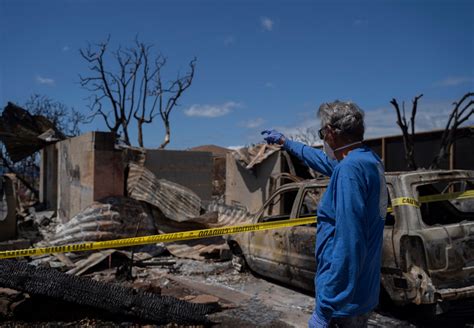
[318,100,365,141]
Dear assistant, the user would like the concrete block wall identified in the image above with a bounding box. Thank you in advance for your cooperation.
[225,151,283,213]
[55,132,124,222]
[144,149,213,201]
[41,132,214,222]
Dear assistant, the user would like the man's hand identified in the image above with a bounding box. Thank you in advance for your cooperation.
[261,129,285,145]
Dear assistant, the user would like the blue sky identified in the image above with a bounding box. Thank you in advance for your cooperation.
[1,0,473,149]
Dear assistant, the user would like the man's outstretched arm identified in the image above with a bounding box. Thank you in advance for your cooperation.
[283,139,337,177]
[261,129,337,177]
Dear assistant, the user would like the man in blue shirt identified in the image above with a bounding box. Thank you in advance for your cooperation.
[262,101,387,328]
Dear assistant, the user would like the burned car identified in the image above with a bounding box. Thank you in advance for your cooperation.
[227,170,474,312]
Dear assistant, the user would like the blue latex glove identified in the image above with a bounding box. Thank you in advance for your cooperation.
[308,312,330,328]
[261,129,285,145]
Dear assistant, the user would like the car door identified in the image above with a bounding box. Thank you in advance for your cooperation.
[246,186,299,282]
[412,178,474,289]
[286,185,324,291]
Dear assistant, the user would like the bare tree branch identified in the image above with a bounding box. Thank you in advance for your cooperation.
[389,94,423,170]
[430,92,474,169]
[158,57,196,149]
[80,36,196,148]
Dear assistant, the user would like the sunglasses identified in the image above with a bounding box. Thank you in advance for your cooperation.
[318,125,331,139]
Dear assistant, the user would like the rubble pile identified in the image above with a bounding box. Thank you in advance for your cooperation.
[0,102,65,163]
[0,116,254,325]
[0,260,218,325]
[47,196,157,246]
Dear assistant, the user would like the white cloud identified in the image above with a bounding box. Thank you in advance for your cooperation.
[363,100,474,138]
[36,75,55,86]
[240,118,265,129]
[434,76,474,87]
[261,17,274,31]
[224,36,235,46]
[270,100,474,144]
[62,45,70,52]
[264,82,275,88]
[184,101,240,118]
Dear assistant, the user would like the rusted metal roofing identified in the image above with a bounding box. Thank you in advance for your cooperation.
[127,163,201,222]
[204,202,252,226]
[48,196,156,246]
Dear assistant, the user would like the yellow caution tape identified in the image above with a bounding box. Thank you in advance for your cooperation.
[2,189,472,259]
[419,190,474,204]
[391,197,421,208]
[0,216,317,260]
[390,189,474,211]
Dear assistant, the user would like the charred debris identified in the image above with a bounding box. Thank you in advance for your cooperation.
[0,103,307,326]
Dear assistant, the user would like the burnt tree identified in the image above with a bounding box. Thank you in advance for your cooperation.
[430,92,474,169]
[390,94,423,170]
[80,36,196,148]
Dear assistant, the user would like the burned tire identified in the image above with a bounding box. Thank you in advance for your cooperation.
[231,253,247,273]
[228,241,248,272]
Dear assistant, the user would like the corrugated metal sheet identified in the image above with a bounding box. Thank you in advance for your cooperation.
[48,196,156,246]
[127,163,201,222]
[204,202,252,227]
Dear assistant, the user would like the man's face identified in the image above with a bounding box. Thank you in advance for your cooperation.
[319,125,337,148]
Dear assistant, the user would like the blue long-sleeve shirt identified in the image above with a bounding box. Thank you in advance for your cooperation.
[283,139,387,325]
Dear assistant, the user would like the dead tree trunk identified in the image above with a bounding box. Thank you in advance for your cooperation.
[430,92,474,169]
[159,120,171,149]
[389,94,423,170]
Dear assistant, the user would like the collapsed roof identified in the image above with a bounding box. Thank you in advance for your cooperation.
[0,102,65,162]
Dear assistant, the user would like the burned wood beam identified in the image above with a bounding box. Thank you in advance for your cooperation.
[0,260,218,325]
